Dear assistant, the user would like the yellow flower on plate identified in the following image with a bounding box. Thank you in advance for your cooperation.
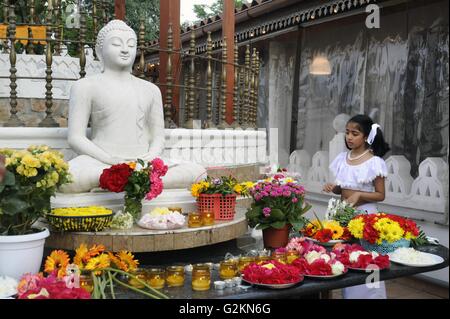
[348,217,365,239]
[323,221,344,240]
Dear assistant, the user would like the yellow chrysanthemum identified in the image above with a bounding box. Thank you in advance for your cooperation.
[348,217,365,239]
[374,218,404,243]
[85,254,111,272]
[44,250,70,278]
[190,183,203,197]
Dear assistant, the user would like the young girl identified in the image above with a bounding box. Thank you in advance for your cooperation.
[323,114,390,299]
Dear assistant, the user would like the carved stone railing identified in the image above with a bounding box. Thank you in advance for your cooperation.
[0,127,268,167]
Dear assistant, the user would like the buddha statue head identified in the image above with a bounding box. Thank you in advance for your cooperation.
[95,20,137,72]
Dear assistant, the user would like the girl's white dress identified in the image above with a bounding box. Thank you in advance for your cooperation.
[329,151,388,299]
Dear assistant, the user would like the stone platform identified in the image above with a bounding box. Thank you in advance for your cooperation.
[43,209,248,252]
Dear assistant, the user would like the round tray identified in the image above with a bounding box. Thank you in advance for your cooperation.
[241,277,303,289]
[46,213,114,232]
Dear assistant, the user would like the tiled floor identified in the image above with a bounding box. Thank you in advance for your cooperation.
[331,276,449,299]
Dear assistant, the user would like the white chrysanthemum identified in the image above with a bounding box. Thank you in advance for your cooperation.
[331,261,345,275]
[305,251,322,264]
[389,248,436,265]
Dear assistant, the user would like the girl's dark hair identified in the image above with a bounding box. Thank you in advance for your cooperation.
[346,114,391,157]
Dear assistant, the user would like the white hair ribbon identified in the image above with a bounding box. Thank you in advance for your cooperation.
[367,123,381,145]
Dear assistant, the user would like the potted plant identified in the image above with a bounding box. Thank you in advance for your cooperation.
[246,174,311,248]
[191,176,253,220]
[0,145,71,279]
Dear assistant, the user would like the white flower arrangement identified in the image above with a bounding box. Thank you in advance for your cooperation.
[110,210,134,229]
[137,207,186,230]
[0,275,18,298]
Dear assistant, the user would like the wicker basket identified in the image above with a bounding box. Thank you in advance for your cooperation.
[360,238,410,255]
[46,213,114,232]
[197,194,237,220]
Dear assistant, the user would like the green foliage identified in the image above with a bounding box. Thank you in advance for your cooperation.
[125,0,160,41]
[192,0,246,21]
[410,229,429,247]
[331,206,359,227]
[0,146,71,235]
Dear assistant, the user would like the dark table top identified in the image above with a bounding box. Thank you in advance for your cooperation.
[115,244,449,299]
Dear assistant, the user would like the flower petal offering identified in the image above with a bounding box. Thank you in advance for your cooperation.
[0,275,18,298]
[332,244,390,270]
[388,247,444,267]
[242,260,304,285]
[137,207,186,230]
[292,251,347,277]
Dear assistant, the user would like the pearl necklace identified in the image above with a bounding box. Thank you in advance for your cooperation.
[347,149,371,161]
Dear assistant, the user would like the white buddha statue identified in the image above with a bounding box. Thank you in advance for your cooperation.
[60,20,206,193]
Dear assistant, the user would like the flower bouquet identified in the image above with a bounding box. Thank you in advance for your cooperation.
[325,198,359,227]
[347,213,419,254]
[241,260,304,286]
[302,219,353,245]
[331,243,390,270]
[137,207,185,230]
[43,244,169,299]
[99,158,168,220]
[192,176,253,220]
[292,250,347,278]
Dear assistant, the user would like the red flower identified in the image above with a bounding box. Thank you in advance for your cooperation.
[99,163,133,193]
[314,229,333,242]
[242,260,303,284]
[307,258,333,276]
[341,227,353,241]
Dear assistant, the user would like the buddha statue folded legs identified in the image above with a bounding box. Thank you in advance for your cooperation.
[58,20,207,194]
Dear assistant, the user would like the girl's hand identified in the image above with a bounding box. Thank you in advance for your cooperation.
[323,183,336,193]
[346,192,361,206]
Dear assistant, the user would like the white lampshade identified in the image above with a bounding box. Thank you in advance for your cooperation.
[309,55,331,75]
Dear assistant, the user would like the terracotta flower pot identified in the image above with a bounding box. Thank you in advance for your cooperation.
[262,224,291,249]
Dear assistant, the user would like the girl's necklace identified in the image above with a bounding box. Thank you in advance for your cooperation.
[347,149,371,161]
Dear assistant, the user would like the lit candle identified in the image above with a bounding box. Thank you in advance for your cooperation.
[147,268,165,289]
[271,251,287,264]
[201,211,215,226]
[191,264,211,291]
[238,256,255,273]
[79,274,93,293]
[166,266,185,287]
[128,269,147,289]
[219,260,238,280]
[188,212,202,228]
[286,250,300,264]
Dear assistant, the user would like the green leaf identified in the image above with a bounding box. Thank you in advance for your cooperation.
[256,223,271,230]
[270,221,287,229]
[0,197,29,215]
[269,208,285,221]
[2,170,16,186]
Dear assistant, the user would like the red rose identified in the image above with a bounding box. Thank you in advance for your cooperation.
[99,163,133,193]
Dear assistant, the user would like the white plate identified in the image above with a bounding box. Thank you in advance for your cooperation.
[241,277,303,289]
[388,252,444,267]
[304,272,347,279]
[304,237,345,247]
